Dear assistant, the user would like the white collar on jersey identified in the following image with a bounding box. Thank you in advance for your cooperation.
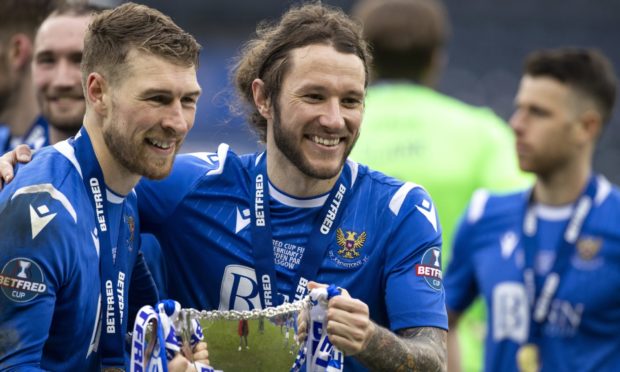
[533,203,573,221]
[266,159,359,209]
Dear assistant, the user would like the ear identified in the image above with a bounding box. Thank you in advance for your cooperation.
[251,78,272,120]
[7,34,33,71]
[578,109,603,141]
[86,72,109,117]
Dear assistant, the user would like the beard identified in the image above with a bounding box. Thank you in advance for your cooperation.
[39,95,85,137]
[272,103,357,180]
[102,104,180,180]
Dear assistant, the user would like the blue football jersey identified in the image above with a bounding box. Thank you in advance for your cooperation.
[0,116,49,154]
[445,176,620,372]
[136,144,448,372]
[0,136,144,371]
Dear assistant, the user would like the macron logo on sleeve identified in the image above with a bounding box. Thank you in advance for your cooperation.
[29,204,57,239]
[236,207,251,233]
[416,199,438,232]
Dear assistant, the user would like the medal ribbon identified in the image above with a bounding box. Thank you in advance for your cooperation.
[521,175,598,343]
[250,154,353,307]
[291,285,343,372]
[130,300,210,372]
[73,127,129,368]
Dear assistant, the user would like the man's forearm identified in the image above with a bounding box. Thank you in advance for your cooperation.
[356,324,447,372]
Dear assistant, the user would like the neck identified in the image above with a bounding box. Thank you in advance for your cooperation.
[533,159,591,206]
[0,76,39,137]
[265,150,341,198]
[84,117,140,196]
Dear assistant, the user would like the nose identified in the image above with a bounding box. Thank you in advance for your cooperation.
[51,59,80,89]
[161,101,192,137]
[318,98,345,130]
[509,108,526,135]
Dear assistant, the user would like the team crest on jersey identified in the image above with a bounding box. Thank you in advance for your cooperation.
[576,236,602,261]
[328,228,369,269]
[415,247,443,291]
[336,228,366,259]
[0,258,47,302]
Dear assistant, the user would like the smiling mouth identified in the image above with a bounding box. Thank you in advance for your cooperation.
[310,135,341,146]
[48,95,84,101]
[146,138,173,150]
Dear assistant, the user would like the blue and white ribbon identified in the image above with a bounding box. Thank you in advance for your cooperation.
[130,300,214,372]
[292,285,344,372]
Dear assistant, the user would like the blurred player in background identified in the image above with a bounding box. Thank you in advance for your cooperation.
[350,1,530,370]
[0,0,57,154]
[445,48,620,371]
[31,2,101,144]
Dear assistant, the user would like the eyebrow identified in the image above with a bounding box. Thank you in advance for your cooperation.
[141,88,202,97]
[298,84,364,97]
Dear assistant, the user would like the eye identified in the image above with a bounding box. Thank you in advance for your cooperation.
[342,97,362,108]
[35,55,56,66]
[304,93,323,102]
[529,106,549,118]
[148,95,171,104]
[181,96,197,107]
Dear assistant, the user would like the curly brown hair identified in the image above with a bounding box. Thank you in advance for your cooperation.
[232,2,372,143]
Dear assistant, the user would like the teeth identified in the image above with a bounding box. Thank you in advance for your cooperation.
[147,138,173,149]
[312,136,340,146]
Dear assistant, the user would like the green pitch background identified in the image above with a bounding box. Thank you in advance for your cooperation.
[201,318,300,371]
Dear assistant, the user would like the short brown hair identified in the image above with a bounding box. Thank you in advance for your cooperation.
[353,0,449,81]
[524,48,617,124]
[81,2,200,88]
[232,2,372,142]
[0,0,58,41]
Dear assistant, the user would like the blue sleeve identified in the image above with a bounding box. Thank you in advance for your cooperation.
[444,211,480,313]
[135,153,218,232]
[384,186,448,331]
[0,191,75,370]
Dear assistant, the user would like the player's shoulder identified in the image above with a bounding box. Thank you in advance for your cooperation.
[172,143,250,183]
[354,160,435,216]
[3,145,81,208]
[464,188,526,226]
[354,160,438,225]
[596,175,620,205]
[5,144,75,189]
[1,142,87,232]
[591,175,620,227]
[0,183,81,253]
